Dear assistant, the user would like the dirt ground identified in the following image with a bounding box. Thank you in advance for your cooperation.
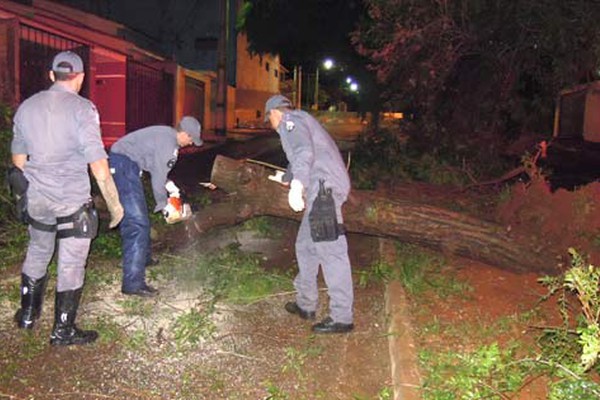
[1,174,600,399]
[0,221,392,400]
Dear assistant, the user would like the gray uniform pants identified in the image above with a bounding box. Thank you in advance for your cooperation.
[22,186,91,292]
[294,194,354,324]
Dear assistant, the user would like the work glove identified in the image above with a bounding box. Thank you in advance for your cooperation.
[165,180,181,198]
[288,179,305,212]
[96,175,124,228]
[268,170,285,184]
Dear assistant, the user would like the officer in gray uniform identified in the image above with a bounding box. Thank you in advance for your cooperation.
[10,51,124,346]
[109,116,202,297]
[264,95,354,333]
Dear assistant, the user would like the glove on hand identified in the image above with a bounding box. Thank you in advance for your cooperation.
[96,175,124,228]
[165,180,181,198]
[268,170,285,184]
[288,179,305,212]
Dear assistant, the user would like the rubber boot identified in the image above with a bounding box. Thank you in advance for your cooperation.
[14,273,48,329]
[49,288,98,346]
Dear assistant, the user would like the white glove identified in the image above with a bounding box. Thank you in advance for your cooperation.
[268,170,285,183]
[165,180,180,198]
[288,179,305,212]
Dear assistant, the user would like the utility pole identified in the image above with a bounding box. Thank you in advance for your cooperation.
[215,0,229,137]
[314,67,319,110]
[298,66,303,109]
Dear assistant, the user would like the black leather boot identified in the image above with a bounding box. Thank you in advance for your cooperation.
[49,288,98,346]
[14,273,48,329]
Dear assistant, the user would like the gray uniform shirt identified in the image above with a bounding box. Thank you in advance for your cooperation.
[277,110,350,200]
[110,126,179,212]
[11,83,106,205]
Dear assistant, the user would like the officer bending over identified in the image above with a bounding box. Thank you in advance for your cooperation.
[10,51,124,346]
[265,95,354,334]
[109,116,202,297]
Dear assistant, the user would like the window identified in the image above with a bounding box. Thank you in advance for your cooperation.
[265,62,270,72]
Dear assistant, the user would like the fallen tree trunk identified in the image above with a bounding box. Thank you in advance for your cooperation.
[182,155,560,273]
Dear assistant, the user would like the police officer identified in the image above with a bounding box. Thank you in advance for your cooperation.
[264,95,354,333]
[109,116,202,297]
[11,51,124,345]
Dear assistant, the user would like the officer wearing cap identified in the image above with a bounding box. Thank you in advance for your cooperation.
[265,94,354,334]
[11,51,124,345]
[109,116,202,297]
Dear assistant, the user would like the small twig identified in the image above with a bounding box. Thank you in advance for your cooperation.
[513,358,584,381]
[216,349,266,362]
[244,158,285,171]
[245,288,328,306]
[43,392,114,399]
[0,392,18,399]
[527,324,578,334]
[476,382,512,400]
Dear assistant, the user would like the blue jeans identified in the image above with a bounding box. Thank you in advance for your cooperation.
[109,152,151,292]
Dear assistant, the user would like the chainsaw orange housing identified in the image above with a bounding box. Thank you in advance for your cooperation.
[168,196,182,212]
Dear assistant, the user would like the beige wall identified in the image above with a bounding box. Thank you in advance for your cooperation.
[235,33,283,127]
[174,66,215,130]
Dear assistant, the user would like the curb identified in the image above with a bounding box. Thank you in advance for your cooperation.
[380,238,422,400]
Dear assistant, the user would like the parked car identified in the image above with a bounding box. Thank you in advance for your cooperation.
[537,81,600,190]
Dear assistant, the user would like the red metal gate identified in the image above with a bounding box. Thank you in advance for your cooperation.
[19,24,89,101]
[126,59,174,132]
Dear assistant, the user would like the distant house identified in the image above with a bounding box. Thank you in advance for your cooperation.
[0,0,285,147]
[61,0,287,130]
[235,32,286,127]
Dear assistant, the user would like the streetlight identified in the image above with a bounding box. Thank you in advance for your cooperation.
[314,58,335,110]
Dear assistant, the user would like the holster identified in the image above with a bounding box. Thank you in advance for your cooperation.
[308,180,345,242]
[56,201,99,239]
[6,166,29,224]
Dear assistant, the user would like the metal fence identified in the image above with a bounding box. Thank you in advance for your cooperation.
[126,59,174,132]
[19,24,89,101]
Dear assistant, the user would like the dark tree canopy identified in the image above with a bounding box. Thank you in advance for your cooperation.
[352,0,600,146]
[238,0,382,114]
[238,0,364,68]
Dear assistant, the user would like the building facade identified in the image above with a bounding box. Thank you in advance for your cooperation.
[0,0,285,146]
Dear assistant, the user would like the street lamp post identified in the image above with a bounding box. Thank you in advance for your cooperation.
[314,58,334,111]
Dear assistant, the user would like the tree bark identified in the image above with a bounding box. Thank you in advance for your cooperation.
[181,155,559,273]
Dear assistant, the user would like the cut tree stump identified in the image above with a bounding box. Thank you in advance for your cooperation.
[180,155,560,274]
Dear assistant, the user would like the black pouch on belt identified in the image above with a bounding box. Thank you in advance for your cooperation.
[308,179,344,242]
[56,200,99,239]
[6,166,29,224]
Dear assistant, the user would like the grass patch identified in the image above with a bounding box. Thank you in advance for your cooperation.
[172,243,293,305]
[242,216,281,238]
[20,330,47,361]
[90,229,122,259]
[118,297,154,317]
[93,316,123,344]
[172,307,216,348]
[124,329,148,351]
[375,242,472,298]
[0,223,28,273]
[419,342,529,400]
